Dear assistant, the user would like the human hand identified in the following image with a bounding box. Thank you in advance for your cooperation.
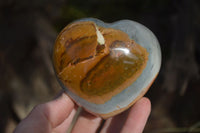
[14,92,151,133]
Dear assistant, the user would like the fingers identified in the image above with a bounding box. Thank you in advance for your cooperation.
[71,110,102,133]
[14,92,75,133]
[14,93,151,133]
[53,108,77,133]
[38,93,75,128]
[121,97,151,133]
[100,108,130,133]
[100,97,151,133]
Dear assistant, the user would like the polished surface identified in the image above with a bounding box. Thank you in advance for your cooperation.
[53,21,148,104]
[53,18,161,118]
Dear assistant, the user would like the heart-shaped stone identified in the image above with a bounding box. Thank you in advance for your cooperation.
[53,18,161,119]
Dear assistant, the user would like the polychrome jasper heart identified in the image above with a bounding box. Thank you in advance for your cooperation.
[53,18,161,119]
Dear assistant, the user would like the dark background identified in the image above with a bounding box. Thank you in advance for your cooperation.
[0,0,200,132]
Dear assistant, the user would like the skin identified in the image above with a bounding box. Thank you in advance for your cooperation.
[14,91,151,133]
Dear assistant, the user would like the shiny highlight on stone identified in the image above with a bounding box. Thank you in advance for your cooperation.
[53,21,148,104]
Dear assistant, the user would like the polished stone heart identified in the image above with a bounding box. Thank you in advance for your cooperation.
[53,18,161,119]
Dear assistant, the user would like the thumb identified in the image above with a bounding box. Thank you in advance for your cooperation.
[14,92,74,133]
